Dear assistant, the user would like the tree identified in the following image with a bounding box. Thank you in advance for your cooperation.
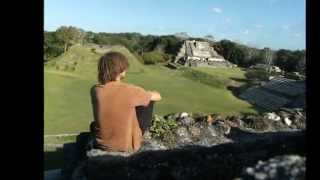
[239,46,258,67]
[229,46,246,66]
[274,49,296,72]
[261,47,274,73]
[174,32,189,39]
[296,52,306,74]
[44,31,64,61]
[215,39,236,61]
[204,35,215,42]
[56,26,84,52]
[142,51,167,64]
[76,28,87,45]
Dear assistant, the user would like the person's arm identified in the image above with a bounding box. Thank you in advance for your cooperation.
[130,86,161,106]
[132,118,143,151]
[149,91,162,102]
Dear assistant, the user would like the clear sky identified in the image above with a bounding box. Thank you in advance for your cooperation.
[45,0,305,50]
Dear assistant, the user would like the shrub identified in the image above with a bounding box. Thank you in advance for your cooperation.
[44,44,64,61]
[150,115,178,146]
[242,116,270,131]
[142,51,168,65]
[245,69,269,81]
[190,112,208,121]
[64,65,69,71]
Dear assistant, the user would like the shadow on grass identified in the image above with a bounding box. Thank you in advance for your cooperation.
[226,78,266,114]
[230,77,251,83]
[44,147,63,171]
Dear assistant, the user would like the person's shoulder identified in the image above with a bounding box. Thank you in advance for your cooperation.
[121,82,145,91]
[90,84,102,90]
[90,84,103,93]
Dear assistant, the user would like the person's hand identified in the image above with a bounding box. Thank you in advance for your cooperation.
[149,91,162,101]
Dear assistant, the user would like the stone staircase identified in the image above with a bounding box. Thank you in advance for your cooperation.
[262,77,305,97]
[240,77,305,111]
[240,87,291,111]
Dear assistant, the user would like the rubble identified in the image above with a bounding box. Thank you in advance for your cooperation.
[284,117,292,126]
[240,155,305,180]
[83,130,304,180]
[179,112,189,118]
[264,112,281,121]
[178,116,194,126]
[61,108,305,180]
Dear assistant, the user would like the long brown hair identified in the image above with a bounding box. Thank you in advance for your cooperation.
[98,51,129,84]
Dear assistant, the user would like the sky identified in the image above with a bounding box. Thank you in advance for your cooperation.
[45,0,305,50]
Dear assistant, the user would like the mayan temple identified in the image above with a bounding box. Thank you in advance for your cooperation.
[174,40,234,68]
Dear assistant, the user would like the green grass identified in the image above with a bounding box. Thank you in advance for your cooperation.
[44,45,257,135]
[194,67,246,79]
[44,135,77,145]
[44,45,258,170]
[45,71,93,134]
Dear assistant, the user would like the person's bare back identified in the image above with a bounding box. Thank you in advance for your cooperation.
[90,52,161,153]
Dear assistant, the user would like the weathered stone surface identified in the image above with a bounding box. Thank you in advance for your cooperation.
[178,117,194,126]
[44,169,61,180]
[240,77,305,111]
[240,155,305,180]
[189,126,201,137]
[139,140,167,151]
[206,115,214,125]
[83,130,304,180]
[174,40,232,68]
[241,116,270,131]
[61,133,90,180]
[61,109,306,180]
[175,126,192,145]
[284,117,292,126]
[179,112,189,118]
[264,112,281,121]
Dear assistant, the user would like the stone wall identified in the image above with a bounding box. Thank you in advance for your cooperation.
[61,109,305,180]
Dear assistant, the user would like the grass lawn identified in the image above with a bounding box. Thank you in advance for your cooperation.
[44,45,256,135]
[194,67,246,79]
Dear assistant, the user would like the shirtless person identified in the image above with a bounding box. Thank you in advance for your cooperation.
[90,51,161,153]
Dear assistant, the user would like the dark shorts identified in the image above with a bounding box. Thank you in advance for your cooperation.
[136,101,154,134]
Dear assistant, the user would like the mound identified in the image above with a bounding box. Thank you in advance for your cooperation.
[45,44,145,78]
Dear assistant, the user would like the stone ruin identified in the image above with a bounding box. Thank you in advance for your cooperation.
[44,108,305,180]
[173,40,234,68]
[240,76,305,111]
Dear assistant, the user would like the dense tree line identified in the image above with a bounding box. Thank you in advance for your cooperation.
[44,26,305,73]
[214,40,305,73]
